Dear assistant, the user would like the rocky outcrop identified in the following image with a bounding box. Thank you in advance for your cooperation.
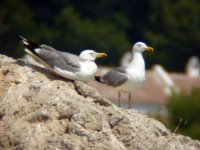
[0,54,199,150]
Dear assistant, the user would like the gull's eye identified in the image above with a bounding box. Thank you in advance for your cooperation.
[90,52,95,55]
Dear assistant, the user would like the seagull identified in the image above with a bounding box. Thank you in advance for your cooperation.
[19,36,107,82]
[186,56,200,77]
[95,42,153,108]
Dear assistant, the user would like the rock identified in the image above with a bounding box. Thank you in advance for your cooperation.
[0,54,199,150]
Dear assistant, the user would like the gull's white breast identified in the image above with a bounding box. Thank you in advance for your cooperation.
[116,68,145,93]
[53,61,97,83]
[78,61,97,82]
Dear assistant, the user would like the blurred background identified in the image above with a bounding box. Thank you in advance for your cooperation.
[0,0,200,140]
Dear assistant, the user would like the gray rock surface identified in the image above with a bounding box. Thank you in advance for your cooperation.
[0,54,199,150]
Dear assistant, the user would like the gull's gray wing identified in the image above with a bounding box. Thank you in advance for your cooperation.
[100,66,128,87]
[37,45,81,72]
[40,44,57,52]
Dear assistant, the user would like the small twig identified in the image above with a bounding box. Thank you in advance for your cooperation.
[174,118,182,133]
[174,118,188,133]
[179,120,188,132]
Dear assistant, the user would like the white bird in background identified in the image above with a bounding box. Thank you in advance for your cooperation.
[153,64,179,96]
[20,36,107,82]
[186,56,200,77]
[120,51,132,66]
[95,42,154,108]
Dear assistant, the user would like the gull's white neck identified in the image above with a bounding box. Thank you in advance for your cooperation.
[129,51,145,70]
[119,51,146,92]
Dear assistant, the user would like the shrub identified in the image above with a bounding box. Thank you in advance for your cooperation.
[167,87,200,140]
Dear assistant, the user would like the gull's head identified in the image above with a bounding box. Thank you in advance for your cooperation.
[79,50,107,61]
[132,42,154,53]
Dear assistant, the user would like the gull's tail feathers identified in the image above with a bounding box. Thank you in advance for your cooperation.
[95,76,106,84]
[19,35,40,56]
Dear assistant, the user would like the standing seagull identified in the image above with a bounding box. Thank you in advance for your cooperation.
[95,42,153,108]
[20,36,107,82]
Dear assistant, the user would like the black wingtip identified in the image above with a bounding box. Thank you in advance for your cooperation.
[19,35,39,50]
[19,35,26,45]
[95,76,101,83]
[19,35,25,40]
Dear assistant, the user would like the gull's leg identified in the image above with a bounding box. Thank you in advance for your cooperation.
[128,93,131,109]
[118,92,121,107]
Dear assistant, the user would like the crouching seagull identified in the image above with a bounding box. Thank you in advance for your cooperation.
[95,42,153,108]
[20,36,107,82]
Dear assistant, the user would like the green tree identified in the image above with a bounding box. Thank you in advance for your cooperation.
[0,0,199,70]
[0,0,36,57]
[54,6,130,66]
[146,0,200,71]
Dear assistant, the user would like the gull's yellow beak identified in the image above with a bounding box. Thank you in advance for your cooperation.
[144,46,154,52]
[95,52,107,58]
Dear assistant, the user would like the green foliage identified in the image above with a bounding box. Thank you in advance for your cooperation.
[167,88,200,140]
[0,0,36,57]
[146,0,200,71]
[54,6,130,65]
[0,0,199,70]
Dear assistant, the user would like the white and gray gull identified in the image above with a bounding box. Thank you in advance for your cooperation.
[95,42,153,108]
[20,36,107,82]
